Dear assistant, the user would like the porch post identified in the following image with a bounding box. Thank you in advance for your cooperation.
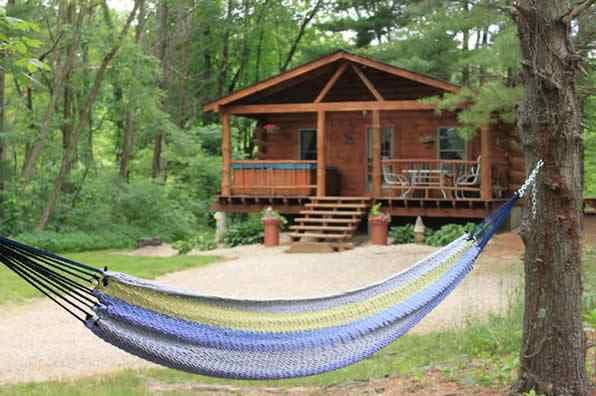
[372,110,382,196]
[480,125,492,200]
[221,111,232,197]
[317,110,326,196]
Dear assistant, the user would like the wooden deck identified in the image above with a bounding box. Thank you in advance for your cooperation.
[212,195,509,219]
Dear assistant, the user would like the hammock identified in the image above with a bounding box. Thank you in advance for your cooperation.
[0,162,543,380]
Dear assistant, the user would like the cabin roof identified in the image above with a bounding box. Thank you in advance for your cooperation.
[203,50,459,113]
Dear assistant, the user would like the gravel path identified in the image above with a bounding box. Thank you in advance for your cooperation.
[0,234,523,385]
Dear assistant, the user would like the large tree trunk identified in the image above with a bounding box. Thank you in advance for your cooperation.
[512,1,590,395]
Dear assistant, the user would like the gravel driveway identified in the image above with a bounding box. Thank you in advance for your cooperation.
[0,235,523,385]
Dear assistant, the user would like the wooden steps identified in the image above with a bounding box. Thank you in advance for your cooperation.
[294,217,355,224]
[289,196,371,251]
[298,210,364,216]
[304,203,368,209]
[290,225,356,232]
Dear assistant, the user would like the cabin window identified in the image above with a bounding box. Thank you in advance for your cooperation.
[437,127,465,160]
[367,127,393,159]
[299,128,317,160]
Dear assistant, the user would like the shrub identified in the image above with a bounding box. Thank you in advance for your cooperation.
[425,223,477,247]
[389,224,415,244]
[173,231,217,254]
[15,230,135,253]
[223,215,264,247]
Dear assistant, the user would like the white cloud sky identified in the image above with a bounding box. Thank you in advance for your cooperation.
[107,0,134,13]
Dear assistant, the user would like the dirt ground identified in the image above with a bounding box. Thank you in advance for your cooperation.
[147,370,506,396]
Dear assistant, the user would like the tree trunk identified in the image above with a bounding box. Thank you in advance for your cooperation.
[152,0,169,181]
[217,0,234,97]
[37,0,143,230]
[280,0,324,72]
[0,35,6,193]
[0,0,15,192]
[512,1,590,395]
[21,1,84,182]
[119,0,146,180]
[461,1,470,86]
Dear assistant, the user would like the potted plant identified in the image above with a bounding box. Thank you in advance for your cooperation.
[368,203,391,245]
[261,207,287,247]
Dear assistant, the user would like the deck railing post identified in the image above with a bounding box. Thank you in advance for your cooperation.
[221,111,232,197]
[480,125,492,200]
[372,110,382,196]
[317,110,326,196]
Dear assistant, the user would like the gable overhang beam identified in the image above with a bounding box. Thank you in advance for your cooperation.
[225,100,447,115]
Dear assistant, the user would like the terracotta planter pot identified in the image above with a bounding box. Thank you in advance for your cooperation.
[262,218,281,247]
[369,216,390,245]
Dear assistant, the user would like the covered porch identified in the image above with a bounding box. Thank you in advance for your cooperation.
[219,111,504,202]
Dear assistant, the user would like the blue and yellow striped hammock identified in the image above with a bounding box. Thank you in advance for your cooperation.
[0,163,542,380]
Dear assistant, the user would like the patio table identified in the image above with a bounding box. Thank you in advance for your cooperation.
[402,169,449,199]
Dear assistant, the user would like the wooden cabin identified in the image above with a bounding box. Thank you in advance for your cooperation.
[203,51,524,246]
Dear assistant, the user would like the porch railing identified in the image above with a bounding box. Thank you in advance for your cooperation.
[230,160,317,196]
[381,159,483,199]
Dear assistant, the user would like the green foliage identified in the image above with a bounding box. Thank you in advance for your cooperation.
[369,202,383,217]
[425,223,477,247]
[223,215,264,247]
[15,230,134,253]
[0,251,219,305]
[389,224,415,244]
[173,231,217,255]
[584,94,596,196]
[262,207,287,228]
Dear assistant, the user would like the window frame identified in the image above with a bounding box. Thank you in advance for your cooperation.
[298,128,317,161]
[366,126,394,160]
[436,127,467,160]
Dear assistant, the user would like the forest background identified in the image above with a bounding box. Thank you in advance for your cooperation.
[0,0,594,251]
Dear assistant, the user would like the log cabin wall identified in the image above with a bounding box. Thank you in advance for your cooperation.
[255,110,520,197]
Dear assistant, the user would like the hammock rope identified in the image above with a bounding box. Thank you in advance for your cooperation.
[0,161,543,379]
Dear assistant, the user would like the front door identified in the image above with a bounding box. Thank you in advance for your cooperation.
[366,127,394,192]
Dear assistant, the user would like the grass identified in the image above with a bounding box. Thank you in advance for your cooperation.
[0,251,220,305]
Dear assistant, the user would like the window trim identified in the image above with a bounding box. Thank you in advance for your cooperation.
[366,126,394,160]
[298,128,317,160]
[436,127,467,160]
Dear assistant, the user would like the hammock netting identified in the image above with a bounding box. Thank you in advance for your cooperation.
[0,163,541,380]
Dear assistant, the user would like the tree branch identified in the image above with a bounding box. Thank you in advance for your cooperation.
[280,0,324,72]
[561,0,596,23]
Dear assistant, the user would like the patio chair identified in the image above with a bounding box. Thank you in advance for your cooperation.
[382,163,411,198]
[455,156,481,199]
